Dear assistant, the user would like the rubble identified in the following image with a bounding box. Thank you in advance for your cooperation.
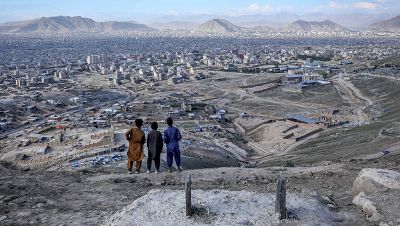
[352,168,400,224]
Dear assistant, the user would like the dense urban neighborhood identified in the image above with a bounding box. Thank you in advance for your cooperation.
[1,11,400,226]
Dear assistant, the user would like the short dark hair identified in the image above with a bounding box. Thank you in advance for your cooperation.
[151,121,158,130]
[166,117,173,126]
[135,118,143,128]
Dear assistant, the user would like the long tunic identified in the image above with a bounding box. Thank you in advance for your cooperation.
[147,130,163,160]
[163,126,182,153]
[125,127,145,161]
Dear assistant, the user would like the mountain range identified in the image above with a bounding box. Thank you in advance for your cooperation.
[195,19,246,33]
[152,12,397,29]
[157,15,400,32]
[369,15,400,32]
[194,18,348,33]
[286,20,351,32]
[1,15,399,34]
[0,16,154,33]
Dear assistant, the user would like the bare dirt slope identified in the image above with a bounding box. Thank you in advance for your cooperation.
[258,76,400,167]
[104,189,339,226]
[3,159,398,225]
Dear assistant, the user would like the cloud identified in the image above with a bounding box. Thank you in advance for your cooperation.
[353,2,378,9]
[247,3,260,13]
[245,3,270,14]
[329,0,349,9]
[263,4,271,13]
[328,0,382,10]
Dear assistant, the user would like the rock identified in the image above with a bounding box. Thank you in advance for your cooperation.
[352,168,400,197]
[301,188,319,197]
[0,215,7,222]
[327,204,336,208]
[352,192,382,222]
[321,196,335,205]
[352,169,400,224]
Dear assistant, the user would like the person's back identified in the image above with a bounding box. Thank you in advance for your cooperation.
[164,126,181,150]
[147,129,163,152]
[163,117,183,172]
[125,119,145,174]
[146,122,163,174]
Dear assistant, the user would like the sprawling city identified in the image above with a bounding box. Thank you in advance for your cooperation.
[0,0,400,225]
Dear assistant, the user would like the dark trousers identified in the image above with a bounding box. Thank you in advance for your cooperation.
[128,160,142,172]
[147,152,160,171]
[167,149,181,168]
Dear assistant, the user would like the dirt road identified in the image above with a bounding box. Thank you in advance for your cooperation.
[333,74,373,125]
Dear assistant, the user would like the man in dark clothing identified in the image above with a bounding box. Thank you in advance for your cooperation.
[146,122,163,174]
[163,117,183,173]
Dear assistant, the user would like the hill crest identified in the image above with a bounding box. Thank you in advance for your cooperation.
[0,16,155,33]
[195,18,245,33]
[369,15,400,32]
[287,19,350,32]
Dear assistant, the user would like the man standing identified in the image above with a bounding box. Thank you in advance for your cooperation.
[163,117,183,173]
[125,119,145,174]
[146,122,163,174]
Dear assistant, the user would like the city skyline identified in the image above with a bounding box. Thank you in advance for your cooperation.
[0,0,399,23]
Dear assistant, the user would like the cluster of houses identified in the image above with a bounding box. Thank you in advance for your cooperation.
[281,73,332,92]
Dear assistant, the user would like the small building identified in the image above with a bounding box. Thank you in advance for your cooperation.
[240,112,249,118]
[287,115,320,124]
[27,134,53,143]
[209,115,219,120]
[188,113,196,119]
[168,77,184,85]
[286,75,303,83]
[0,122,9,132]
[20,139,32,146]
[69,97,80,103]
[89,119,107,127]
[26,105,38,113]
[33,146,51,155]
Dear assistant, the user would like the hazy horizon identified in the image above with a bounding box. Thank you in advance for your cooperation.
[0,0,399,24]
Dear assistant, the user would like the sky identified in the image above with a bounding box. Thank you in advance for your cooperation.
[0,0,398,23]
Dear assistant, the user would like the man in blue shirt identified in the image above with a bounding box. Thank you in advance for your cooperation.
[163,117,183,173]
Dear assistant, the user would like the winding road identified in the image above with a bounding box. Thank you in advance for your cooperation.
[333,74,373,125]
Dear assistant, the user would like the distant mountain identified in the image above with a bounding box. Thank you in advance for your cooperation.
[96,21,154,32]
[195,19,245,33]
[153,13,397,29]
[0,16,155,33]
[148,21,198,30]
[303,13,395,30]
[237,21,285,29]
[369,15,400,32]
[286,20,350,32]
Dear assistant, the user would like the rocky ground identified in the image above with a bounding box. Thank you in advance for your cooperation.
[1,152,399,225]
[104,189,339,226]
